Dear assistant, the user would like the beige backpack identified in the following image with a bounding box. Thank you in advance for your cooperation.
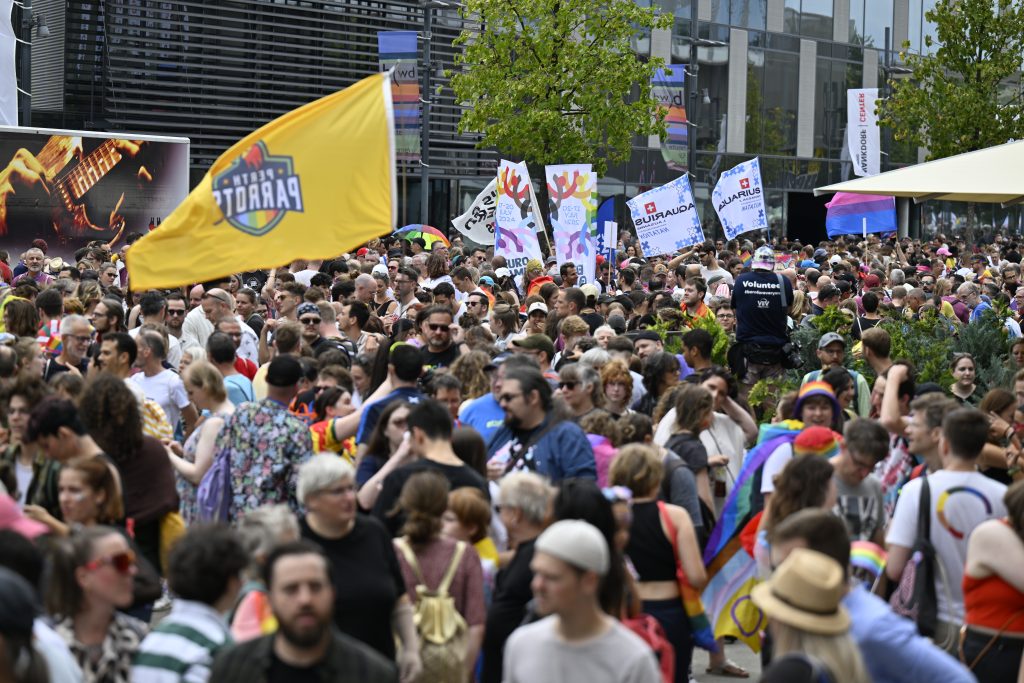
[394,538,468,683]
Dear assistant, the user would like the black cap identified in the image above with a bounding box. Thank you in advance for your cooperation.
[633,330,662,343]
[266,356,303,387]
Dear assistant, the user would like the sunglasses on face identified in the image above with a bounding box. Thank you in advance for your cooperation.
[558,381,578,390]
[84,550,136,574]
[427,323,449,332]
[166,309,186,316]
[300,317,322,326]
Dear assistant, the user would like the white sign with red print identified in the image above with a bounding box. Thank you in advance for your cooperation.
[626,174,704,257]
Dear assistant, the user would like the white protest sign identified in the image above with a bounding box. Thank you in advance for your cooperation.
[626,174,704,256]
[847,88,880,177]
[495,160,544,283]
[546,163,598,286]
[711,157,769,241]
[451,179,497,245]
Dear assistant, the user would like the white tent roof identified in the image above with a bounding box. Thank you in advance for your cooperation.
[814,139,1024,205]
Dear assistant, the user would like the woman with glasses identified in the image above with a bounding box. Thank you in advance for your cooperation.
[297,456,422,680]
[557,362,603,421]
[48,526,149,683]
[165,361,235,524]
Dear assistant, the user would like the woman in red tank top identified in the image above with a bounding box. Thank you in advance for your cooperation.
[962,481,1024,681]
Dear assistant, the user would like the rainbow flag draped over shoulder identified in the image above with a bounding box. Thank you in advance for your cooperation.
[700,420,803,652]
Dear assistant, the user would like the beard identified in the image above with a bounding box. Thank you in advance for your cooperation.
[504,412,522,430]
[278,610,330,649]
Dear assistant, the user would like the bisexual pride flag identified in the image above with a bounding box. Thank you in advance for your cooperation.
[825,192,896,238]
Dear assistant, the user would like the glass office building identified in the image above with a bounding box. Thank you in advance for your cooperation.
[25,0,960,240]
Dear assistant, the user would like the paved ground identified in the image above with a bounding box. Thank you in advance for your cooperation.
[692,641,762,682]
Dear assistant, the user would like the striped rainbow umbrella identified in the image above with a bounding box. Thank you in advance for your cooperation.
[396,224,450,250]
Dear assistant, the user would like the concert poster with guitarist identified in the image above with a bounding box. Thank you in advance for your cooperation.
[0,126,189,257]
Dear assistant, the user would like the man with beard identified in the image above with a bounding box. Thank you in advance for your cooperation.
[485,366,595,483]
[419,305,460,370]
[209,542,397,682]
[800,332,871,417]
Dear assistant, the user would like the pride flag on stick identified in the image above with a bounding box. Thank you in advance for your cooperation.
[825,192,896,238]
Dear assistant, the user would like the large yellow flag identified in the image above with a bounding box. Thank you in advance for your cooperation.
[127,72,396,289]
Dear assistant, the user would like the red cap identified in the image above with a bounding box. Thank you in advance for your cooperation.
[596,255,605,266]
[356,248,368,257]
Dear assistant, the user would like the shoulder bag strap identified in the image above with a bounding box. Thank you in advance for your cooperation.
[505,418,561,474]
[917,474,931,540]
[775,273,789,309]
[394,537,428,587]
[437,541,467,597]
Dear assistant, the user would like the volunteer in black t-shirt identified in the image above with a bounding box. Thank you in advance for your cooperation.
[731,246,793,386]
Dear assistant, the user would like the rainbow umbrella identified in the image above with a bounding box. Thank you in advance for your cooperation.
[396,224,450,250]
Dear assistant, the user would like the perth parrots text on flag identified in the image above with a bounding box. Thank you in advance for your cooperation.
[127,72,396,289]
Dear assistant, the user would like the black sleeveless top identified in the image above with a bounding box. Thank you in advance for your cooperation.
[626,501,678,581]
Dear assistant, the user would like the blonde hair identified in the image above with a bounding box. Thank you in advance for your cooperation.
[771,623,871,683]
[560,315,589,337]
[608,443,663,497]
[184,360,227,404]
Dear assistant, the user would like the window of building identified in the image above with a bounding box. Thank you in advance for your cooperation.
[783,0,833,39]
[712,0,767,31]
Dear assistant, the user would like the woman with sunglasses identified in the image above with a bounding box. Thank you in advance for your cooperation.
[48,526,148,683]
[557,362,603,421]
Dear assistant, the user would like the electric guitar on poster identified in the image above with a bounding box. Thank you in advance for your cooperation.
[34,135,146,241]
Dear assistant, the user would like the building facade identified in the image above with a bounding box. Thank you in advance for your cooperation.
[26,0,951,241]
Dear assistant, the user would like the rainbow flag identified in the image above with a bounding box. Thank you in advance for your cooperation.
[700,421,803,652]
[658,501,718,653]
[740,250,752,268]
[850,540,887,577]
[824,192,896,238]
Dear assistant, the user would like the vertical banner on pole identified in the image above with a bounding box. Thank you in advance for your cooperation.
[546,164,598,285]
[652,66,688,171]
[377,31,420,163]
[495,160,544,283]
[846,88,880,177]
[711,157,768,241]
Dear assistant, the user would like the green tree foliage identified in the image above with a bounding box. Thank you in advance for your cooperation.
[449,0,672,175]
[877,0,1024,160]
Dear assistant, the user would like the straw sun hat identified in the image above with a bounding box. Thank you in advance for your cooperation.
[751,547,850,635]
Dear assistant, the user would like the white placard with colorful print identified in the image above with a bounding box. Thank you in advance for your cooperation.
[495,160,545,282]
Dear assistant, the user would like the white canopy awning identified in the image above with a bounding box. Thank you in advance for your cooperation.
[814,139,1024,206]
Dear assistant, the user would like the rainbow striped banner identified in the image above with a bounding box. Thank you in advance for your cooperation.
[378,31,420,163]
[652,65,688,171]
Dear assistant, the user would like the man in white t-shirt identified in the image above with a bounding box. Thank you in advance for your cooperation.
[886,406,1007,652]
[131,330,197,434]
[503,520,661,683]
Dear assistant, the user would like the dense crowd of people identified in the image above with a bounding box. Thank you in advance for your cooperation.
[3,229,1024,682]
